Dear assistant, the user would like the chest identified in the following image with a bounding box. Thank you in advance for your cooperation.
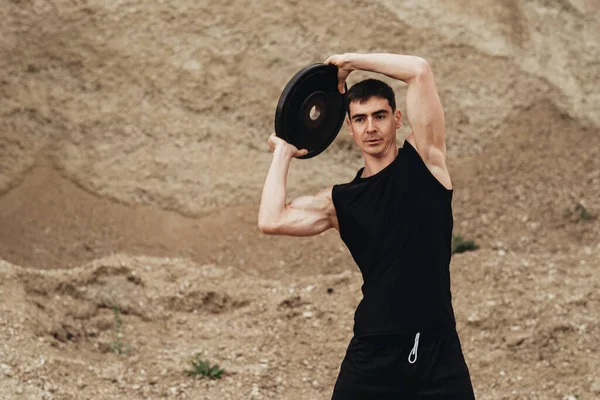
[338,173,423,243]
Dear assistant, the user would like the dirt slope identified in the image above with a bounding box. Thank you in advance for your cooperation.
[0,0,599,399]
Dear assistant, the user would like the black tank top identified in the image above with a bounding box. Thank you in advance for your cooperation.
[332,140,456,336]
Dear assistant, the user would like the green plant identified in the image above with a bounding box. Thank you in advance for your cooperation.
[575,204,593,222]
[184,353,225,379]
[109,306,132,355]
[452,235,479,254]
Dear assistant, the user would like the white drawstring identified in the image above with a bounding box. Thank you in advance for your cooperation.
[408,332,420,364]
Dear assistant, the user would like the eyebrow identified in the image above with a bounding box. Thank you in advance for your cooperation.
[351,109,389,121]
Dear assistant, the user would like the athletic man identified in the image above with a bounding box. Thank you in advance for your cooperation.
[258,53,475,399]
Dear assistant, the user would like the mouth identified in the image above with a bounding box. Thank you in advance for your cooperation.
[364,138,383,145]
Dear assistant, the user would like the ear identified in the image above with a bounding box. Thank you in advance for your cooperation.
[346,117,354,136]
[395,109,403,129]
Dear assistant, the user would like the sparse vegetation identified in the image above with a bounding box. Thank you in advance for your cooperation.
[109,306,132,355]
[564,203,595,223]
[452,235,479,254]
[184,354,225,379]
[575,204,593,222]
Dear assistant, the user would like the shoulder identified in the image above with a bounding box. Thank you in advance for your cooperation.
[314,187,336,215]
[315,187,338,229]
[316,186,333,199]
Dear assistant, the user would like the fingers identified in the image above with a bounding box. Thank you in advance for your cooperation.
[337,69,348,94]
[295,149,309,158]
[268,133,279,152]
[324,54,342,66]
[267,133,308,158]
[324,55,337,65]
[269,133,287,146]
[269,133,303,156]
[325,55,348,93]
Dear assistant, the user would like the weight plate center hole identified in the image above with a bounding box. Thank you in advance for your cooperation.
[309,105,321,121]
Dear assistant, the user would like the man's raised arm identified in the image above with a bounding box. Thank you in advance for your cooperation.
[325,53,447,165]
[258,134,337,237]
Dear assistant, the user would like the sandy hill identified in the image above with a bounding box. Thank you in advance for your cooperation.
[0,0,598,399]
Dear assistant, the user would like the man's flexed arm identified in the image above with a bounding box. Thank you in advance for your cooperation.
[325,53,447,162]
[258,134,337,237]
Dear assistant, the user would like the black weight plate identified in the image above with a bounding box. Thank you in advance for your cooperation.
[275,63,347,159]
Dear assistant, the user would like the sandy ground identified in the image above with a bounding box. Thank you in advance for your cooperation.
[1,0,599,399]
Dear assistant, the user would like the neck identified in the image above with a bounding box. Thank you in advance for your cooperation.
[361,146,398,178]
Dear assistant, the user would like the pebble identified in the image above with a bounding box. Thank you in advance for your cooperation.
[505,332,531,347]
[592,377,600,394]
[43,382,57,393]
[250,383,261,399]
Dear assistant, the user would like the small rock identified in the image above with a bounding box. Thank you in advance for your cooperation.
[504,332,531,347]
[302,311,314,319]
[591,377,600,393]
[492,241,505,250]
[44,382,57,393]
[250,383,260,399]
[77,378,86,389]
[466,313,484,326]
[183,60,202,71]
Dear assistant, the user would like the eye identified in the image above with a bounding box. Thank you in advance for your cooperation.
[355,118,365,123]
[376,115,385,120]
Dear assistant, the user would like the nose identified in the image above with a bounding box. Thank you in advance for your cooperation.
[366,117,376,133]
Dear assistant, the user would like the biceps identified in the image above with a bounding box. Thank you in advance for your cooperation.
[275,207,333,236]
[273,195,335,236]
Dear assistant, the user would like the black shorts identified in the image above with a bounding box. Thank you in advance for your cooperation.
[332,328,475,399]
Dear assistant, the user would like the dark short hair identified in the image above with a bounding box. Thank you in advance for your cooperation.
[346,79,396,116]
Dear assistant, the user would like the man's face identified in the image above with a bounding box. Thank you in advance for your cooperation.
[347,96,402,158]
